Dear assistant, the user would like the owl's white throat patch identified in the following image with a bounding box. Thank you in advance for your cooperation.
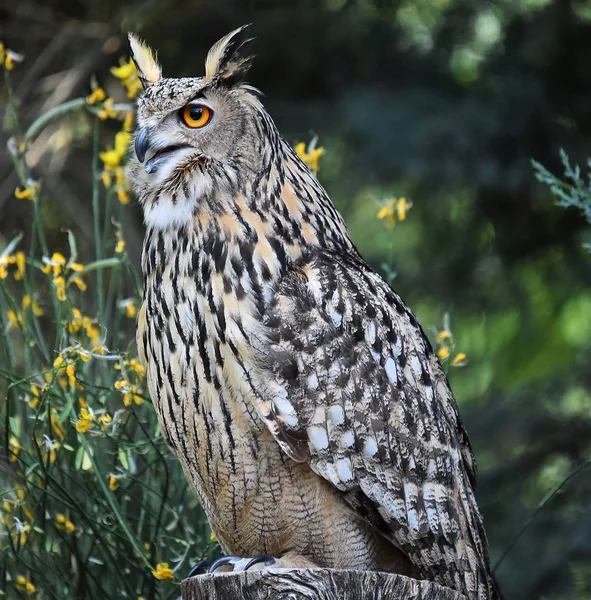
[143,178,210,229]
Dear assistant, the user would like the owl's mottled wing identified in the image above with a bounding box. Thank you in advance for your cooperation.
[249,249,492,598]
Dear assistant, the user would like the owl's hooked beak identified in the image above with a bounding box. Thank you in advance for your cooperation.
[134,127,151,163]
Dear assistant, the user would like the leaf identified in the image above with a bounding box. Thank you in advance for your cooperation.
[68,258,121,280]
[75,446,84,470]
[1,233,23,258]
[118,449,129,471]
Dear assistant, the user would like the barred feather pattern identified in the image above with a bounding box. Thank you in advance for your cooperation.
[131,32,500,600]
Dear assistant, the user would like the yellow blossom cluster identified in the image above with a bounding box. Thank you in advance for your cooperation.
[15,574,36,595]
[109,473,119,491]
[111,58,142,99]
[295,140,325,175]
[53,355,81,391]
[42,252,87,301]
[151,562,174,580]
[86,59,137,204]
[0,42,24,71]
[100,129,133,205]
[75,400,112,434]
[115,357,146,379]
[9,294,45,330]
[8,436,22,462]
[67,308,102,346]
[50,407,65,439]
[0,251,25,280]
[115,378,143,407]
[377,197,413,228]
[55,513,76,533]
[435,329,468,367]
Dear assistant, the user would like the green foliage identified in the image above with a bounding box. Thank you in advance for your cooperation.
[532,149,591,251]
[0,65,215,600]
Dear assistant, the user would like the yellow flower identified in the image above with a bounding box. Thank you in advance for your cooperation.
[116,379,143,406]
[14,252,26,280]
[115,130,132,156]
[101,170,112,187]
[55,513,66,525]
[14,181,39,201]
[99,413,112,425]
[151,563,174,580]
[115,379,128,391]
[396,197,412,221]
[438,330,451,341]
[0,254,12,279]
[75,418,93,433]
[29,384,41,408]
[43,436,59,463]
[109,474,118,491]
[7,309,24,329]
[377,197,412,228]
[66,363,76,388]
[111,58,141,99]
[53,276,67,301]
[123,111,135,132]
[87,86,106,105]
[42,252,67,276]
[9,436,22,462]
[14,517,30,545]
[210,531,218,543]
[437,346,450,360]
[117,188,130,205]
[128,358,146,378]
[115,240,126,253]
[15,574,35,593]
[50,408,64,438]
[22,294,44,316]
[97,97,119,121]
[451,352,468,367]
[126,302,136,318]
[71,276,87,291]
[65,520,76,533]
[3,48,24,70]
[118,298,137,318]
[295,141,324,175]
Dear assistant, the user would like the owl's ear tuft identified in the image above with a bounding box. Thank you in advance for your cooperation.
[128,34,162,87]
[204,25,254,87]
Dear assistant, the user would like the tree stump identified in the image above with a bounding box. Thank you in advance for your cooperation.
[181,568,467,600]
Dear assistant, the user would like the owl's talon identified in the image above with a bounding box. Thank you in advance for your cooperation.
[242,554,276,571]
[187,559,213,578]
[208,555,244,573]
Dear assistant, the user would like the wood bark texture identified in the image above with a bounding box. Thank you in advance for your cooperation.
[180,568,467,600]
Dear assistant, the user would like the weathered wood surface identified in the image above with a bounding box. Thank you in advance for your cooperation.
[181,568,466,600]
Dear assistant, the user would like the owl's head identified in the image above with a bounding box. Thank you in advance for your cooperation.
[127,26,271,228]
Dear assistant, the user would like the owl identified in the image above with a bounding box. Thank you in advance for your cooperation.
[128,26,501,600]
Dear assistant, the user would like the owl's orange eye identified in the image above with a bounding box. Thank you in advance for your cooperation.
[181,104,212,128]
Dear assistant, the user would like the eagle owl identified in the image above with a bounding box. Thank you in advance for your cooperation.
[128,27,501,600]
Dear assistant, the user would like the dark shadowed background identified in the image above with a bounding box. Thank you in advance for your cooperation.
[2,1,591,599]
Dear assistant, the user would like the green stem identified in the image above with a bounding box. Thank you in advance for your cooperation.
[24,98,87,142]
[91,119,105,323]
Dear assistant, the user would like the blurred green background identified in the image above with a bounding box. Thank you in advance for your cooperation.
[2,1,591,598]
